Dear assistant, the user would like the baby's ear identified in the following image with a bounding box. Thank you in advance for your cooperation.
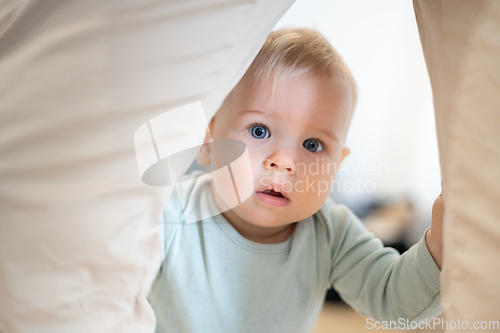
[341,147,350,163]
[196,127,213,167]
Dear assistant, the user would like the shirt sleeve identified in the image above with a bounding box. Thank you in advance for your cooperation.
[160,187,184,262]
[321,200,442,323]
[160,170,207,261]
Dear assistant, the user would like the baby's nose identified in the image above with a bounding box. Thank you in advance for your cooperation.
[263,154,296,175]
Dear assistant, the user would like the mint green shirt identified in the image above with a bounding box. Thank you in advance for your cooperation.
[148,171,441,332]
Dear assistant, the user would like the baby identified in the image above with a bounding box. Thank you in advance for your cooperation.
[148,28,443,332]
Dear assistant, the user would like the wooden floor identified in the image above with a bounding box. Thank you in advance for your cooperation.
[312,302,444,333]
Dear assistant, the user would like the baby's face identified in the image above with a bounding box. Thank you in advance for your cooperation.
[202,74,350,232]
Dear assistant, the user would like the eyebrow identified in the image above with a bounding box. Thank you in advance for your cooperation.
[238,109,275,117]
[318,128,339,143]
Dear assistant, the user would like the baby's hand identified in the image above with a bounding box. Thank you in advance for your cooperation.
[426,185,444,270]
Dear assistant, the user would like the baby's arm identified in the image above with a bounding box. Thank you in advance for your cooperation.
[323,201,442,324]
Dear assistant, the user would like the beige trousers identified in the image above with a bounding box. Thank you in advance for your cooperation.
[414,0,500,330]
[0,1,293,332]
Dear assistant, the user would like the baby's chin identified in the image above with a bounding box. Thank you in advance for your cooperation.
[235,205,304,228]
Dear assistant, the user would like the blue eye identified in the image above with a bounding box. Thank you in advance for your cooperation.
[303,139,324,152]
[249,124,270,139]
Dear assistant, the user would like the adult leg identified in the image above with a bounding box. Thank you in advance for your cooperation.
[414,0,500,330]
[0,1,293,332]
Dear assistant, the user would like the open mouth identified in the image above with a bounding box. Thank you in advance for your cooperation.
[256,188,289,207]
[259,189,286,199]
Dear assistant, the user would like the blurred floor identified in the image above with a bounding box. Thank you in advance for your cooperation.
[312,302,444,333]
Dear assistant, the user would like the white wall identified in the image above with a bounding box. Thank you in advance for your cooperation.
[274,0,441,243]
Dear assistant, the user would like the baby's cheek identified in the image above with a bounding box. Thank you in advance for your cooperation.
[245,149,260,169]
[211,168,240,211]
[293,195,324,222]
[228,145,255,202]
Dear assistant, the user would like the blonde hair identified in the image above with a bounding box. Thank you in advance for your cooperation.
[240,27,357,117]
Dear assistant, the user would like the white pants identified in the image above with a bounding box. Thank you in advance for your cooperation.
[0,1,293,332]
[414,0,500,330]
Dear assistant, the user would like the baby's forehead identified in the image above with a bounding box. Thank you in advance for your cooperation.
[237,75,350,114]
[236,74,350,108]
[227,75,351,142]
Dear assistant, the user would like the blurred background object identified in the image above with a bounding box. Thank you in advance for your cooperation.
[312,302,445,333]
